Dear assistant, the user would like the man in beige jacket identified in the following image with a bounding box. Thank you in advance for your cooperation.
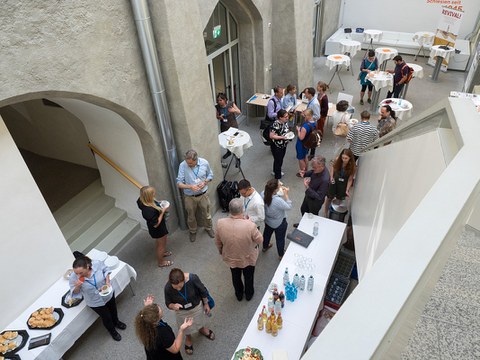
[215,198,263,301]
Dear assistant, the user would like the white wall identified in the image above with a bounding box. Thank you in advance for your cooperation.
[52,99,149,225]
[0,118,74,329]
[353,130,447,280]
[341,0,480,38]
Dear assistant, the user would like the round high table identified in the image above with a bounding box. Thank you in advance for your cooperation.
[340,39,361,75]
[326,54,351,91]
[363,29,383,57]
[218,129,252,178]
[430,45,455,81]
[375,47,398,71]
[412,31,435,61]
[401,63,424,98]
[366,71,394,111]
[379,98,413,121]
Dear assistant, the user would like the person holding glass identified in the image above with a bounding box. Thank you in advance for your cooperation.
[359,50,378,105]
[269,109,291,179]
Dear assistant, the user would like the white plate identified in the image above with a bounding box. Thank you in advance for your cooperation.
[285,132,295,140]
[105,256,119,269]
[160,200,170,209]
[99,285,112,297]
[90,251,108,262]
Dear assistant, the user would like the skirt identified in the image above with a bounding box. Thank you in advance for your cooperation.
[175,303,208,335]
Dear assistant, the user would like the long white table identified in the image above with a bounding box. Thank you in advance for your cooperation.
[233,215,346,360]
[3,249,136,360]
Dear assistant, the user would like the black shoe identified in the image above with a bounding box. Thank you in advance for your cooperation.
[110,330,122,341]
[115,321,127,330]
[236,294,243,301]
[222,151,232,159]
[293,223,299,228]
[245,294,253,301]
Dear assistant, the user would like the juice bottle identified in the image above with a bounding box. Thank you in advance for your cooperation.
[276,312,283,329]
[272,319,278,336]
[265,316,272,333]
[262,305,267,323]
[257,313,264,330]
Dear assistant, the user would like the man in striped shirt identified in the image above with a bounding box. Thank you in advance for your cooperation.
[347,110,379,161]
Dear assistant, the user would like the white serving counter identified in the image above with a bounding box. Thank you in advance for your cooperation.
[232,215,346,360]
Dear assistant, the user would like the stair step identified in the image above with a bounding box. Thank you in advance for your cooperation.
[69,207,127,253]
[96,218,140,255]
[53,179,104,227]
[62,195,115,244]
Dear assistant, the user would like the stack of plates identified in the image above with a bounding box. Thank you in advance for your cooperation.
[105,256,119,269]
[90,251,108,262]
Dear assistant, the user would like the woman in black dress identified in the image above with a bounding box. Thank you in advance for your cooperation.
[135,295,193,360]
[137,186,172,267]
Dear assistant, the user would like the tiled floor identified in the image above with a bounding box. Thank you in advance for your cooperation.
[63,54,468,359]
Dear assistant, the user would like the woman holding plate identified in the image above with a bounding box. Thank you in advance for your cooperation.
[69,256,126,341]
[164,268,215,355]
[269,109,291,180]
[137,186,173,268]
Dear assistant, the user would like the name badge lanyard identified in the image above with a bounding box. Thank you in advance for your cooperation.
[244,197,252,211]
[85,274,97,290]
[178,283,188,303]
[192,165,200,180]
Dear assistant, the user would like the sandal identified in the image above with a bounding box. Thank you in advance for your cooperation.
[163,251,172,257]
[201,329,215,340]
[158,260,173,268]
[262,243,273,253]
[185,344,193,355]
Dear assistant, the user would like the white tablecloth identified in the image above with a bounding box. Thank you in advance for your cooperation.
[366,71,394,92]
[430,45,455,62]
[363,29,383,42]
[407,63,424,79]
[233,215,346,360]
[5,249,137,360]
[375,47,398,64]
[218,128,253,158]
[413,31,435,47]
[340,40,361,58]
[325,54,350,70]
[379,98,413,120]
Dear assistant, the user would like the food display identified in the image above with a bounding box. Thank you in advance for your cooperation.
[0,330,28,356]
[27,307,64,330]
[61,290,83,308]
[234,347,263,360]
[99,285,112,297]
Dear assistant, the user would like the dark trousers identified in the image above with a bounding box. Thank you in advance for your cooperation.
[387,83,404,99]
[230,266,255,299]
[263,218,287,257]
[301,196,324,216]
[91,293,120,333]
[271,145,286,179]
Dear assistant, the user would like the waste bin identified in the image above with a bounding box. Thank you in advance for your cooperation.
[328,199,348,222]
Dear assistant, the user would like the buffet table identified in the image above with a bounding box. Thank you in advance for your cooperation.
[3,249,136,360]
[232,215,346,360]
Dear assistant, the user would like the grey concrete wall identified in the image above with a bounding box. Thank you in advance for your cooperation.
[0,100,97,168]
[321,0,342,55]
[272,0,314,90]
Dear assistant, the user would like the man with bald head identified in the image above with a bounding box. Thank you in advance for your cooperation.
[215,198,263,301]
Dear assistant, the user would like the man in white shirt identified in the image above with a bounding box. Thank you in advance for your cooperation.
[238,179,265,230]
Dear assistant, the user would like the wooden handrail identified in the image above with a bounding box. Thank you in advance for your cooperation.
[88,143,143,189]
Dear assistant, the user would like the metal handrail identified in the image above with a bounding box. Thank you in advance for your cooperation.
[88,142,142,189]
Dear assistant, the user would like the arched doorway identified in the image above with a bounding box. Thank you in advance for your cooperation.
[204,2,241,107]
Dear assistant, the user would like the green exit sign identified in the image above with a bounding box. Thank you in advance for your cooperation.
[213,25,221,39]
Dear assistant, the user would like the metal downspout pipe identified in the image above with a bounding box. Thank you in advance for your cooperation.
[130,0,186,229]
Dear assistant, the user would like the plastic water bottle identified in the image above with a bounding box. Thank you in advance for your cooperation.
[300,275,306,291]
[293,274,300,288]
[267,297,274,313]
[307,275,314,291]
[398,99,403,106]
[283,268,289,286]
[313,222,319,236]
[274,299,282,314]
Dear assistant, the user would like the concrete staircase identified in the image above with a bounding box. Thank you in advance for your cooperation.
[53,179,140,254]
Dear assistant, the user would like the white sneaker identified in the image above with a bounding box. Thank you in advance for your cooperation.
[271,171,285,176]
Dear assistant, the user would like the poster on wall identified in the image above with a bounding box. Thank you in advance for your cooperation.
[428,6,464,71]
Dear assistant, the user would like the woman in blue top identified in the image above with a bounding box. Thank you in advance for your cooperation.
[295,108,316,177]
[359,50,378,105]
[69,256,127,341]
[261,179,292,259]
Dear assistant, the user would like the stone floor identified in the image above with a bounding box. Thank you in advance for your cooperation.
[63,54,468,359]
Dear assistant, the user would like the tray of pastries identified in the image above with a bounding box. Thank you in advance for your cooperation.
[27,307,64,330]
[0,330,29,357]
[61,290,83,309]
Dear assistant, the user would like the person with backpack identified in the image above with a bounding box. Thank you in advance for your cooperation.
[295,108,316,177]
[386,55,411,99]
[261,85,283,129]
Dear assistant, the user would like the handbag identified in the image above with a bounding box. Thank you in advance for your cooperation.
[334,122,349,137]
[206,290,215,309]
